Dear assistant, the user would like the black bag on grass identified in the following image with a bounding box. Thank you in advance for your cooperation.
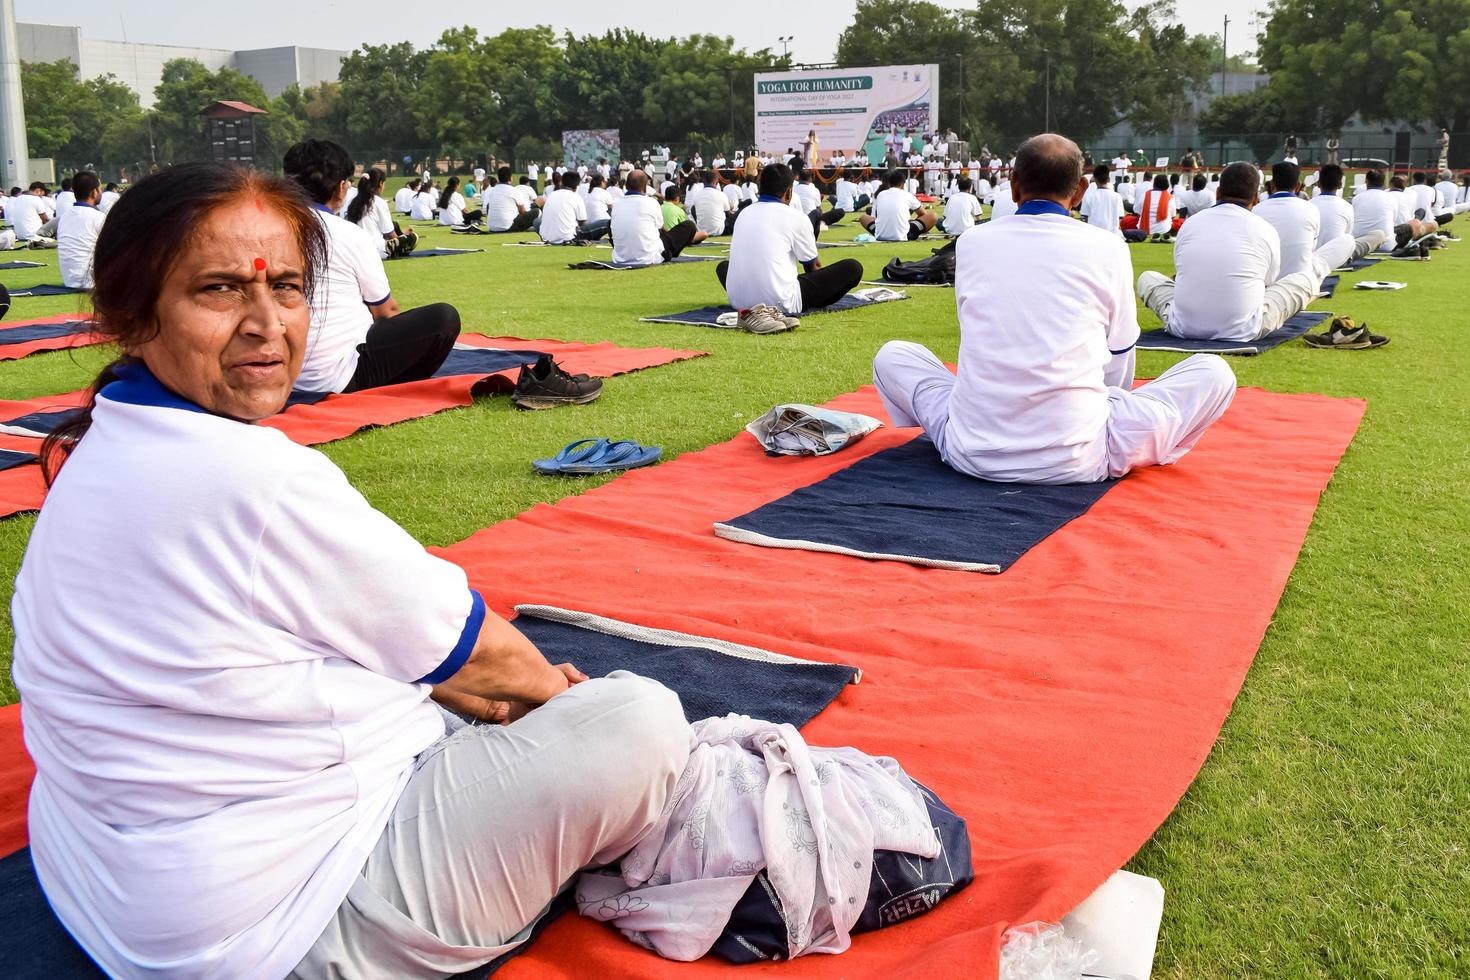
[881,239,957,285]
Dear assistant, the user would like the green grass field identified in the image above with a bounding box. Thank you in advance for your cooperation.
[2,209,1467,976]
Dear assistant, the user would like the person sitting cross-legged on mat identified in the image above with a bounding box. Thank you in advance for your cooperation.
[872,133,1237,485]
[285,139,460,393]
[12,162,692,980]
[486,166,538,233]
[715,162,863,319]
[610,169,706,266]
[436,176,483,228]
[540,170,611,244]
[346,168,418,259]
[56,169,106,289]
[859,169,938,241]
[1137,161,1366,344]
[690,169,736,238]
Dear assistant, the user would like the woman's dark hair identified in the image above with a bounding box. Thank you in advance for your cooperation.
[345,166,384,224]
[41,163,327,485]
[282,138,354,204]
[437,176,460,211]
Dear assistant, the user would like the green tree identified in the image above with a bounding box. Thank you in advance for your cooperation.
[151,59,275,162]
[20,60,85,159]
[20,61,148,170]
[1260,0,1470,132]
[551,30,672,134]
[1197,87,1295,161]
[412,28,499,156]
[639,35,776,145]
[337,42,430,149]
[482,27,562,148]
[836,0,979,136]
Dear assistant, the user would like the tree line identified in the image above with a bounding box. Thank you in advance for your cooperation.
[21,0,1470,174]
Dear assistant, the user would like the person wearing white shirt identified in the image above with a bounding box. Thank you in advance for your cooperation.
[98,183,121,213]
[436,176,482,227]
[526,160,539,190]
[610,170,705,266]
[285,140,460,392]
[410,183,438,222]
[859,170,936,240]
[1408,171,1438,221]
[13,161,689,980]
[723,177,744,211]
[394,179,418,215]
[1138,161,1361,343]
[1079,165,1127,240]
[1352,170,1406,252]
[486,166,539,233]
[1311,164,1356,247]
[539,170,610,244]
[790,169,826,234]
[941,177,984,236]
[56,170,106,288]
[1253,163,1321,277]
[5,183,54,243]
[873,134,1234,485]
[989,178,1019,220]
[53,178,76,222]
[716,163,862,315]
[1387,173,1436,244]
[347,168,419,258]
[1177,173,1212,217]
[513,177,539,209]
[690,171,735,237]
[1110,153,1132,191]
[584,174,615,222]
[1130,173,1152,214]
[833,174,866,216]
[1433,168,1467,221]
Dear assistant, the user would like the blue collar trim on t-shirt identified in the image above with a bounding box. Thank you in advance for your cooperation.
[1214,201,1249,210]
[757,194,784,204]
[73,202,96,209]
[98,360,210,415]
[312,203,334,214]
[1016,200,1070,217]
[1269,192,1295,199]
[1320,191,1338,196]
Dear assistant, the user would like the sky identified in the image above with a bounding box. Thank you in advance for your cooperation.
[16,0,1267,66]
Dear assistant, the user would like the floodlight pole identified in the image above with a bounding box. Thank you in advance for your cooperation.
[1221,16,1229,96]
[1044,50,1051,132]
[0,0,29,188]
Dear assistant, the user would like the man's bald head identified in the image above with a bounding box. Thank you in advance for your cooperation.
[1012,134,1084,203]
[625,169,649,194]
[1218,162,1260,206]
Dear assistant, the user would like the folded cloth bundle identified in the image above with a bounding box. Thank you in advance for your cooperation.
[746,403,883,456]
[574,713,967,962]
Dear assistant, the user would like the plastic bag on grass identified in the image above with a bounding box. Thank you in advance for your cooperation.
[746,403,882,457]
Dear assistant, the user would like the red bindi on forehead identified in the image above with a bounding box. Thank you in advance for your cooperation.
[253,257,267,271]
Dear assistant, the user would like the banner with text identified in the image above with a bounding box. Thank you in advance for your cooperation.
[753,65,938,161]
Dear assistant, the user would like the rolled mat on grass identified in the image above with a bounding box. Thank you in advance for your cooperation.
[0,335,705,519]
[640,290,910,326]
[0,607,856,978]
[567,255,724,270]
[1337,256,1382,271]
[0,315,102,361]
[861,278,952,288]
[399,248,485,258]
[0,260,45,270]
[6,284,86,298]
[1317,274,1340,298]
[1136,310,1330,355]
[0,382,1365,978]
[713,435,1117,572]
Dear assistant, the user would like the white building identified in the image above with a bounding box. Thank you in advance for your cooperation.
[15,22,346,108]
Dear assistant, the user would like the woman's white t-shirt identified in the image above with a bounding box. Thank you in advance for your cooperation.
[410,190,436,221]
[297,207,393,392]
[439,191,466,226]
[350,196,395,257]
[12,363,483,979]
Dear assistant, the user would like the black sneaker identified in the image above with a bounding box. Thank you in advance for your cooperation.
[512,354,604,410]
[1302,316,1389,350]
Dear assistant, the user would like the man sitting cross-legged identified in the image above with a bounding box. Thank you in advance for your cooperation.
[690,169,736,237]
[716,163,863,327]
[1352,169,1410,254]
[539,170,611,244]
[1137,162,1363,343]
[859,170,937,241]
[610,170,706,266]
[872,133,1236,485]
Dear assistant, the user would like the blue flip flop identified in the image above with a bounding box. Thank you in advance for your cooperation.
[532,438,662,475]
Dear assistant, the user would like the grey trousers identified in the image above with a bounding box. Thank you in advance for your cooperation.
[1138,232,1371,342]
[290,673,690,980]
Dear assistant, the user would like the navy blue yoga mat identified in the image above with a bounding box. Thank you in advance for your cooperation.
[640,290,910,326]
[0,848,106,978]
[568,254,723,270]
[0,321,89,346]
[1343,257,1381,271]
[1,409,80,436]
[0,260,45,270]
[401,248,483,258]
[1318,274,1340,298]
[0,449,36,472]
[432,347,543,378]
[513,608,858,729]
[7,284,84,297]
[714,436,1117,573]
[1136,310,1330,356]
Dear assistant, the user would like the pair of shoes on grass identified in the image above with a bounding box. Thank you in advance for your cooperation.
[512,354,604,409]
[736,304,799,334]
[1390,242,1430,259]
[1302,315,1389,350]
